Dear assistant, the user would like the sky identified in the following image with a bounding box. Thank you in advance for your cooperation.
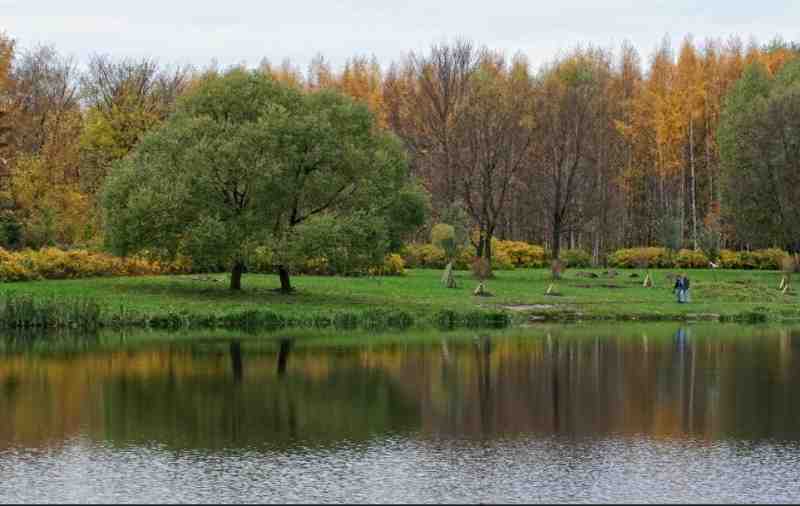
[3,0,800,72]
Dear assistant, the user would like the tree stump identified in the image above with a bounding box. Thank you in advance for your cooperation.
[441,262,457,288]
[473,282,492,297]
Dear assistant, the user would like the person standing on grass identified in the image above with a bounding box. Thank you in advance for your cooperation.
[674,274,685,303]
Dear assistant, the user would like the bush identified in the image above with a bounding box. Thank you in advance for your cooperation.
[0,247,185,282]
[608,247,673,268]
[493,239,547,268]
[490,248,515,270]
[751,248,789,270]
[719,249,742,269]
[560,248,591,268]
[782,254,800,274]
[368,254,406,276]
[453,246,476,270]
[720,248,789,270]
[674,249,709,268]
[404,239,546,270]
[401,243,447,269]
[248,246,274,273]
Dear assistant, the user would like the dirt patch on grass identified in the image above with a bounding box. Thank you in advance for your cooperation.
[501,304,559,311]
[572,283,627,289]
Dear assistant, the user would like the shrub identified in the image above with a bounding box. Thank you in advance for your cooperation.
[493,239,547,268]
[674,249,709,268]
[781,254,800,274]
[248,246,274,273]
[453,246,476,270]
[368,254,406,276]
[401,243,447,269]
[560,248,591,268]
[752,248,789,270]
[490,248,515,271]
[404,240,546,270]
[719,249,742,269]
[0,247,180,282]
[608,247,673,268]
[723,248,789,270]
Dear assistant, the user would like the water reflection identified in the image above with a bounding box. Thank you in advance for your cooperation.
[2,324,800,502]
[1,324,799,451]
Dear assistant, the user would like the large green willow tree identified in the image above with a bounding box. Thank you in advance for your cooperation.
[102,69,426,291]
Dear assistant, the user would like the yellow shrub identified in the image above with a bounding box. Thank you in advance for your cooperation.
[492,239,547,268]
[491,247,515,270]
[719,249,741,269]
[454,246,475,270]
[404,240,546,270]
[751,248,789,270]
[302,256,331,275]
[0,248,38,281]
[0,247,165,282]
[675,249,709,268]
[608,247,673,268]
[369,254,406,276]
[401,243,447,269]
[728,249,789,270]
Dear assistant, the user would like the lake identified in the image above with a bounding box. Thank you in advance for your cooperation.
[1,323,800,503]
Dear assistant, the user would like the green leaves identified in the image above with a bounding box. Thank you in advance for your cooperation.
[102,69,427,288]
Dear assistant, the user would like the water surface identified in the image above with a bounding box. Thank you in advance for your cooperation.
[1,323,799,503]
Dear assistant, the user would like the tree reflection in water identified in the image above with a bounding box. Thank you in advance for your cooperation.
[0,324,799,450]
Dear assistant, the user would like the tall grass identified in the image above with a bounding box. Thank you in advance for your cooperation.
[0,292,512,332]
[0,293,102,329]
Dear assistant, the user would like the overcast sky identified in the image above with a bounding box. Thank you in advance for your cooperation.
[3,0,800,71]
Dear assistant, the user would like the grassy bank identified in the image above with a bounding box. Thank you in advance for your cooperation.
[0,268,796,330]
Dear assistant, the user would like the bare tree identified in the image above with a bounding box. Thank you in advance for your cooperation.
[80,54,192,120]
[453,51,535,261]
[10,45,80,155]
[527,49,615,260]
[383,39,478,215]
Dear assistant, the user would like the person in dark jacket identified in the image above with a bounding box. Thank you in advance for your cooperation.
[674,274,687,303]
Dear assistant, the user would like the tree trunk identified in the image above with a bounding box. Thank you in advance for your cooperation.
[552,215,562,261]
[277,338,293,377]
[230,260,244,291]
[278,266,293,293]
[230,341,243,383]
[475,232,485,258]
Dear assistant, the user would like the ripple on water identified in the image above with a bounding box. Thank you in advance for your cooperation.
[2,435,800,503]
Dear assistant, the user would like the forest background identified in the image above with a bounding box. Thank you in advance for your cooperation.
[1,30,799,271]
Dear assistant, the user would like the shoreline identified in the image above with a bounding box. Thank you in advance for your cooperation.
[0,268,795,330]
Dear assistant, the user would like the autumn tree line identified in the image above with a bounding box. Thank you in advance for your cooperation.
[1,31,799,268]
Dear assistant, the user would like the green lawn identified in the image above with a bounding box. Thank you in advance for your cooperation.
[0,267,796,326]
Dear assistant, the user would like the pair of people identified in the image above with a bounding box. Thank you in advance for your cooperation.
[674,274,691,303]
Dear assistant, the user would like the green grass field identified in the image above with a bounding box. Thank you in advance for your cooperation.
[0,267,796,328]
